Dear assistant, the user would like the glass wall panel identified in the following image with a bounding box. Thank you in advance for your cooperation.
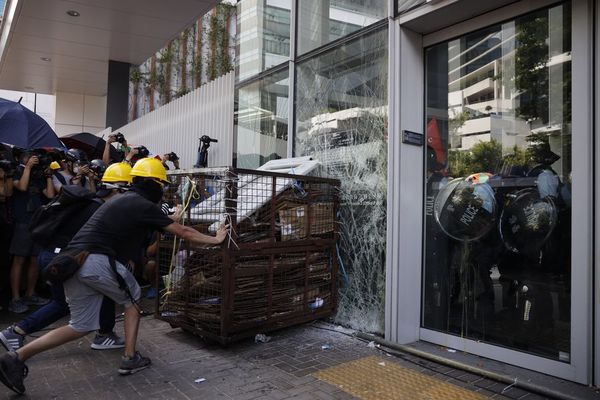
[235,68,289,168]
[295,29,388,332]
[237,0,291,81]
[397,0,426,14]
[297,0,387,56]
[423,3,572,361]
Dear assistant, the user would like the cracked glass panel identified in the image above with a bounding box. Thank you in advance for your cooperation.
[295,29,388,333]
[423,3,572,361]
[235,68,289,169]
[297,0,387,56]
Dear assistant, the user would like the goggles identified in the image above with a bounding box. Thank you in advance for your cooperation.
[101,182,130,192]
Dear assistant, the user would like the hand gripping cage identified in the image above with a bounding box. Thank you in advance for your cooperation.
[155,167,340,344]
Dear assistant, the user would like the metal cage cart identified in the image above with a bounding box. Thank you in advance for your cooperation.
[155,166,340,344]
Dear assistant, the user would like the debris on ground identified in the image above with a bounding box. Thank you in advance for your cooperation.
[255,334,271,343]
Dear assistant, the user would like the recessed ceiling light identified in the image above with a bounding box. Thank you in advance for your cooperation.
[66,10,80,17]
[40,57,51,62]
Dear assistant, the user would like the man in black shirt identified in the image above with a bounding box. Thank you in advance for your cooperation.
[0,158,228,394]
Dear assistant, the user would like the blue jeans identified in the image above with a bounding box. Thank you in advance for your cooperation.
[16,250,116,335]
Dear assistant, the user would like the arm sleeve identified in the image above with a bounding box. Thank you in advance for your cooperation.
[140,202,175,230]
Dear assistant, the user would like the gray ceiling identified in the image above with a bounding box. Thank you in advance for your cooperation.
[0,0,218,95]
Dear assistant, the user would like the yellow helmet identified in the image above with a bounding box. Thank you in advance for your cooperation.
[102,162,132,183]
[49,161,61,170]
[130,157,168,183]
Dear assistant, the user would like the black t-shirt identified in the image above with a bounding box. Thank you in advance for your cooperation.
[69,191,173,262]
[12,166,48,223]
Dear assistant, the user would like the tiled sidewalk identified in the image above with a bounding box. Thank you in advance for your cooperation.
[0,307,579,400]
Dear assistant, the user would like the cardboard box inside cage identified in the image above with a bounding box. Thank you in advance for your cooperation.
[279,202,335,241]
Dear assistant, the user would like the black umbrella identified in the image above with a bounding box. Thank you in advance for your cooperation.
[60,132,121,162]
[0,97,63,148]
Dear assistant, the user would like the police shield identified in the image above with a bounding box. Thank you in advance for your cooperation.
[499,188,558,255]
[434,175,497,242]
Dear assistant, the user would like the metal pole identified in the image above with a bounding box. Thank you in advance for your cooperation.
[355,332,584,400]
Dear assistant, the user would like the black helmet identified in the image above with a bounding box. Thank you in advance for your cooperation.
[499,188,558,255]
[65,148,88,163]
[434,175,497,242]
[89,159,107,176]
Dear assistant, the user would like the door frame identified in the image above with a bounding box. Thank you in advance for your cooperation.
[387,0,594,384]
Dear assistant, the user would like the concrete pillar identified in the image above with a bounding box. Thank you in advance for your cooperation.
[106,60,131,130]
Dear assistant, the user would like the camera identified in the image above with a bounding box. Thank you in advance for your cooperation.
[28,148,64,171]
[135,146,150,158]
[114,132,126,144]
[167,152,179,161]
[200,135,218,145]
[0,159,16,173]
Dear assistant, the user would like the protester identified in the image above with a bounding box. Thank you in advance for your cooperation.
[0,158,228,394]
[8,153,54,314]
[0,163,134,353]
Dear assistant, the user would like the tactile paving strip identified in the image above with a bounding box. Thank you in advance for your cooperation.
[313,356,486,400]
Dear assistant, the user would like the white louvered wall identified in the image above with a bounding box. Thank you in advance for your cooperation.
[115,71,234,169]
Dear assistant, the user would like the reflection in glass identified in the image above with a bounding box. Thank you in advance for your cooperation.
[237,0,291,81]
[234,68,289,169]
[423,4,572,361]
[297,0,387,55]
[295,29,388,332]
[397,0,426,14]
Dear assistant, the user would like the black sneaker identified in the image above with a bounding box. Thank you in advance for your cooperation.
[118,351,151,375]
[0,326,25,352]
[0,351,28,394]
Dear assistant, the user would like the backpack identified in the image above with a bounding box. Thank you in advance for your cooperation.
[43,248,90,284]
[29,185,103,249]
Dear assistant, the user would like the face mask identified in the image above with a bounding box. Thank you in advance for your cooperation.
[132,179,164,203]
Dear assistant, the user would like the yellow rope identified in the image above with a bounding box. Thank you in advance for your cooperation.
[160,176,200,307]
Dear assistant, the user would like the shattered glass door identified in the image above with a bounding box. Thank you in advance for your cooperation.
[423,3,572,361]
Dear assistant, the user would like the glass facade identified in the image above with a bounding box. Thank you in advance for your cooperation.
[297,0,387,55]
[235,68,289,169]
[295,29,388,332]
[237,0,291,81]
[423,3,572,361]
[397,0,426,14]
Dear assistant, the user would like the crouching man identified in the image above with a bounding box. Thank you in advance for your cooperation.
[0,158,228,394]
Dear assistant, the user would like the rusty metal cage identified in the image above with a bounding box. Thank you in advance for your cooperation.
[155,167,340,344]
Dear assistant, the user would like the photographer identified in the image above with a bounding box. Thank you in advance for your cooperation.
[103,132,129,165]
[161,152,180,170]
[89,159,107,186]
[124,145,149,166]
[0,156,15,311]
[53,149,96,193]
[8,153,55,314]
